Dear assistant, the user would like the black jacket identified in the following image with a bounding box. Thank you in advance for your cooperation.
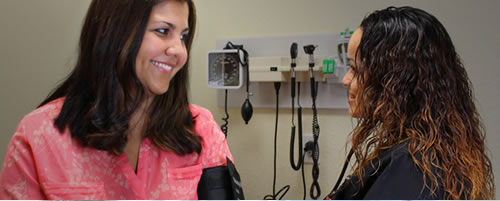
[330,143,446,200]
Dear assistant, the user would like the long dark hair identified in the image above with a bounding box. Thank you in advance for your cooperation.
[350,6,494,199]
[39,0,201,155]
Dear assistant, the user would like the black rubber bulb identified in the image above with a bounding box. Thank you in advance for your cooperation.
[241,98,253,124]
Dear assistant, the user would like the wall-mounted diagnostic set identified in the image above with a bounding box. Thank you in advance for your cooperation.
[206,29,353,200]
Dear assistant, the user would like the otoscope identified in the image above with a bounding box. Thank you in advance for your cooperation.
[304,45,318,99]
[290,42,304,171]
[304,44,321,199]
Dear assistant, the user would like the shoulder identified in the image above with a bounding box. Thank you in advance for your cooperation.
[17,98,64,134]
[189,104,232,167]
[379,143,413,164]
[26,98,64,119]
[190,104,220,133]
[334,143,443,199]
[365,143,442,199]
[12,98,68,146]
[189,104,219,135]
[371,143,422,181]
[190,104,214,121]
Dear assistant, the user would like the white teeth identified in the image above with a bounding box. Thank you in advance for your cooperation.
[151,60,172,71]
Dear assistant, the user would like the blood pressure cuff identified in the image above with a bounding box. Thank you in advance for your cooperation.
[197,157,244,200]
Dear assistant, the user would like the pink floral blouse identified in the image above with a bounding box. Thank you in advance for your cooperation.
[0,98,233,200]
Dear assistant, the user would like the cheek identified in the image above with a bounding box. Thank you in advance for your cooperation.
[141,47,162,62]
[351,80,359,91]
[137,36,162,62]
[178,48,188,66]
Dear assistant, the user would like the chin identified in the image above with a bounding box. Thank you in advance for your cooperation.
[349,107,361,118]
[150,86,170,96]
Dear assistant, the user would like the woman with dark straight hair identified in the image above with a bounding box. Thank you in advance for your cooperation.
[328,6,495,200]
[0,0,234,199]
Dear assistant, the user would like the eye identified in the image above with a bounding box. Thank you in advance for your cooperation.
[349,63,359,73]
[180,33,189,41]
[154,28,169,35]
[348,62,354,69]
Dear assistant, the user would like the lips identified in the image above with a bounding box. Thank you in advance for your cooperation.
[151,60,173,71]
[348,97,355,104]
[347,92,356,104]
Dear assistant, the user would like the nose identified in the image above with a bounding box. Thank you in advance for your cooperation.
[342,69,352,87]
[165,37,185,57]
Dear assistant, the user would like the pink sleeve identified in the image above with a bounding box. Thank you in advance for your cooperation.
[194,106,234,169]
[0,119,45,199]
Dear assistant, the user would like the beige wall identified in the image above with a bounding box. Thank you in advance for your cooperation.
[1,0,499,199]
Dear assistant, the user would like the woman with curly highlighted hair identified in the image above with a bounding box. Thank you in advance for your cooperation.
[328,6,495,200]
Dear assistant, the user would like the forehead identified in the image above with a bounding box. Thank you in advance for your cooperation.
[150,0,189,23]
[347,28,362,57]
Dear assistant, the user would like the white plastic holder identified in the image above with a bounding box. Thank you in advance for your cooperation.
[249,56,327,82]
[213,33,350,109]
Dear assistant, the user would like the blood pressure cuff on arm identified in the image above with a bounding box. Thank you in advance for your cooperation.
[197,157,244,200]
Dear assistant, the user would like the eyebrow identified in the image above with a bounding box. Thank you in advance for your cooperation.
[161,21,190,33]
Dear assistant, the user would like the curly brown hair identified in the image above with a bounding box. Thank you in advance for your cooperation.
[349,6,494,199]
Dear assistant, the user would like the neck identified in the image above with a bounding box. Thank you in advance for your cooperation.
[128,97,151,139]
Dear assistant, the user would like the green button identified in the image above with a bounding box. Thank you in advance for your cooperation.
[323,59,329,74]
[329,59,335,73]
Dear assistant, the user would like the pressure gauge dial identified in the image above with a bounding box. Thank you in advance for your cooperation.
[207,49,243,89]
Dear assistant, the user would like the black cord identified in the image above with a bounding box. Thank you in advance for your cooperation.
[273,82,280,199]
[325,149,354,199]
[310,81,321,199]
[244,49,249,94]
[290,81,303,171]
[264,185,290,200]
[220,89,229,138]
[310,140,321,199]
[301,151,307,200]
[296,82,306,200]
[297,82,301,108]
[291,90,295,127]
[297,81,304,169]
[224,41,249,93]
[263,82,292,200]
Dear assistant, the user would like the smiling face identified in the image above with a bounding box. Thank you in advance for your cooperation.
[342,28,363,117]
[135,0,190,97]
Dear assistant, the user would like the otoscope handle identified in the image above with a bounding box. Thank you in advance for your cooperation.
[291,43,298,59]
[310,77,316,99]
[290,42,298,99]
[308,54,315,68]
